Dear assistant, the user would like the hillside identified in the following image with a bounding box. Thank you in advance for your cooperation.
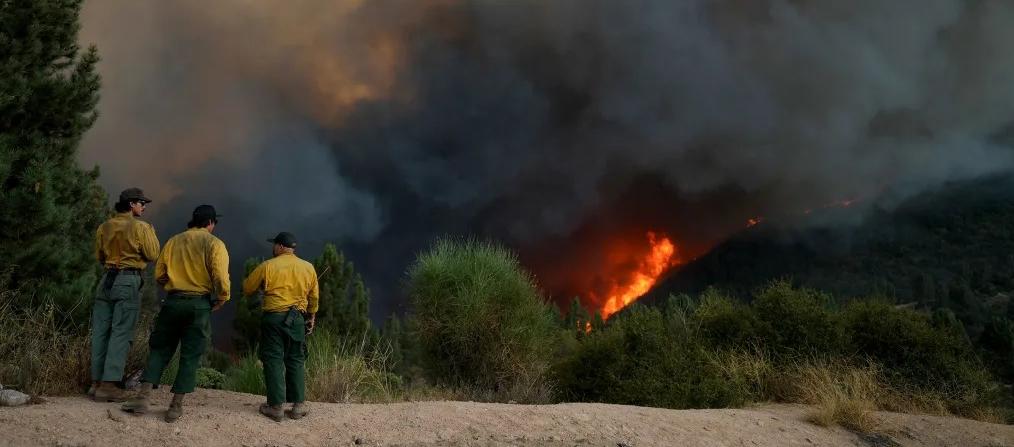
[647,175,1014,321]
[1,388,1012,446]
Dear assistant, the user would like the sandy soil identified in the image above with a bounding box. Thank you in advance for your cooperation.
[0,388,1010,447]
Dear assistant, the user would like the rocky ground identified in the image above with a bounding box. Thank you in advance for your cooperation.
[0,388,1011,446]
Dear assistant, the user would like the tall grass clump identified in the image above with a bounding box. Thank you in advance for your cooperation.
[222,354,266,395]
[407,238,556,403]
[788,359,882,433]
[305,330,398,402]
[0,294,90,395]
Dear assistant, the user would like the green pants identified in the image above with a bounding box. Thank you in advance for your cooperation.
[259,311,306,405]
[141,294,211,394]
[90,272,142,382]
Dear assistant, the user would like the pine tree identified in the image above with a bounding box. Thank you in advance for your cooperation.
[313,243,374,339]
[0,0,108,319]
[232,257,264,353]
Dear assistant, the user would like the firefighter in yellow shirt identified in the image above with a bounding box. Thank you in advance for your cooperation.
[91,188,160,402]
[122,205,229,423]
[242,232,320,422]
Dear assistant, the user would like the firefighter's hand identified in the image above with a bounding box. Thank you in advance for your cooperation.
[212,300,226,311]
[306,314,316,335]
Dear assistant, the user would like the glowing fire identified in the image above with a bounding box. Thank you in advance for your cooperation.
[597,232,680,320]
[747,197,861,226]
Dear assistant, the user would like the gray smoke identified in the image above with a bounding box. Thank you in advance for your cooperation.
[78,0,1014,314]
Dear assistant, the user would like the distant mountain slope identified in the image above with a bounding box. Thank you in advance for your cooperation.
[645,174,1014,329]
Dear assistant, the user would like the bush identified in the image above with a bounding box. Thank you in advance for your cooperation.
[554,305,755,408]
[695,290,760,349]
[841,300,998,414]
[407,238,556,403]
[751,281,842,358]
[195,367,225,389]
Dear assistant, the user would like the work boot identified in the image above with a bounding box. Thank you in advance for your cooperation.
[259,403,284,422]
[93,382,125,402]
[164,393,185,423]
[121,382,152,415]
[286,402,308,420]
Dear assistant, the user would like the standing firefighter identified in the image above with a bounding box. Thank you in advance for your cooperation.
[122,205,230,423]
[242,232,319,422]
[90,188,159,402]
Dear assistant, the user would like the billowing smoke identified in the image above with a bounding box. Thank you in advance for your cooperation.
[78,1,1014,316]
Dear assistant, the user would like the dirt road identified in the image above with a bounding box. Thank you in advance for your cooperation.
[0,388,1010,446]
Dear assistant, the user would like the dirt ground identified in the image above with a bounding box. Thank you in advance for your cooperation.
[0,388,1010,447]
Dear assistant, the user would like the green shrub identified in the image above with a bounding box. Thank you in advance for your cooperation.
[195,367,225,389]
[695,290,760,349]
[554,305,754,408]
[407,238,556,403]
[841,300,996,410]
[751,281,842,358]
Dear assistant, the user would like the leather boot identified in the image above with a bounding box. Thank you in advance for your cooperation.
[164,393,185,423]
[259,403,284,422]
[286,402,308,420]
[121,382,152,415]
[93,382,125,402]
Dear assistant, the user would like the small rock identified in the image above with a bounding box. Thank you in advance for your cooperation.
[107,409,125,422]
[354,438,363,445]
[0,389,30,406]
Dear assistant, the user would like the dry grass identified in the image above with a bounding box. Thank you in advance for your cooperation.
[789,359,882,433]
[0,296,90,395]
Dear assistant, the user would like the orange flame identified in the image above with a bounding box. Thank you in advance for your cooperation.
[598,232,680,320]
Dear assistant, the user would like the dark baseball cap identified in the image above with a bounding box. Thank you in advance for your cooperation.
[190,204,222,223]
[119,187,151,203]
[267,232,297,248]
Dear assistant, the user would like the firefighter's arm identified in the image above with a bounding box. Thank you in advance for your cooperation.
[242,262,265,297]
[306,271,320,315]
[138,223,161,263]
[209,240,231,308]
[154,241,170,285]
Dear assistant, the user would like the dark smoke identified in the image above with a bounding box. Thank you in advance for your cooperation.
[79,1,1014,317]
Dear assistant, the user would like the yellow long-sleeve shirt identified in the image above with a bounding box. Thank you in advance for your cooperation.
[155,227,231,302]
[95,212,160,269]
[242,252,319,314]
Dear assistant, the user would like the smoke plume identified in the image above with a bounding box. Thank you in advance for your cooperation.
[79,1,1014,315]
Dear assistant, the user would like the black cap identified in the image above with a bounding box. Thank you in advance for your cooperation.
[119,187,151,203]
[188,204,222,228]
[267,232,297,248]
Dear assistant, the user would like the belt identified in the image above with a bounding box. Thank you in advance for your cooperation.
[167,291,211,300]
[105,268,142,275]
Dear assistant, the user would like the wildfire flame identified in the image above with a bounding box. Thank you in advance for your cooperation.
[597,232,680,320]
